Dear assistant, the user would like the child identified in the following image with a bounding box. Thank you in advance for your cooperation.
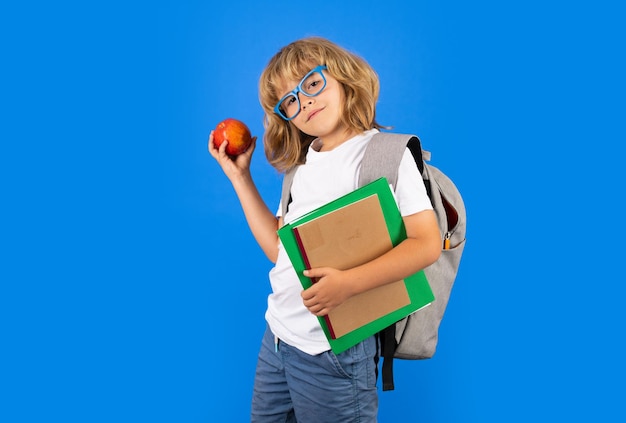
[209,36,441,423]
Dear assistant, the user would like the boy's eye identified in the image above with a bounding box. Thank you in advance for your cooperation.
[304,78,321,93]
[279,94,298,114]
[283,96,297,109]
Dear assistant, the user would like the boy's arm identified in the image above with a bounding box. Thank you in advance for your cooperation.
[208,133,280,263]
[301,209,441,316]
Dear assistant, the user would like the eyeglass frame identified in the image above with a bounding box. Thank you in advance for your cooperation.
[273,65,328,121]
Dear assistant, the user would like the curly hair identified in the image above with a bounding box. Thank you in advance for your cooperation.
[258,37,385,173]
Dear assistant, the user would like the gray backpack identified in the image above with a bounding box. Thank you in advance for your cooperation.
[280,132,466,391]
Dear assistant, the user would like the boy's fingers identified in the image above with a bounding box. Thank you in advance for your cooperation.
[303,268,326,279]
[218,139,229,157]
[208,131,220,157]
[249,136,258,153]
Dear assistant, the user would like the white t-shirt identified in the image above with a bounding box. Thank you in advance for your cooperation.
[265,129,433,355]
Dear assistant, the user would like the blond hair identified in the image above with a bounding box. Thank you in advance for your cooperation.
[259,37,385,173]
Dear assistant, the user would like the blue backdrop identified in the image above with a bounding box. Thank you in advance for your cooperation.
[2,1,624,422]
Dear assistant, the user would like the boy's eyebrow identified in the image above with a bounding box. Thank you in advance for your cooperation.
[277,78,298,97]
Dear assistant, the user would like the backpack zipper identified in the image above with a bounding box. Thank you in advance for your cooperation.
[440,190,459,250]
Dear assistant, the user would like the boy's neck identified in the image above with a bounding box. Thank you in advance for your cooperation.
[317,128,359,152]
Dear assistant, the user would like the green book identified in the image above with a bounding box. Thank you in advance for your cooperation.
[277,177,434,354]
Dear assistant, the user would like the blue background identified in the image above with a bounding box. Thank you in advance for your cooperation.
[1,1,624,422]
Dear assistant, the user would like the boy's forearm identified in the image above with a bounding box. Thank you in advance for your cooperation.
[343,210,441,296]
[343,236,440,296]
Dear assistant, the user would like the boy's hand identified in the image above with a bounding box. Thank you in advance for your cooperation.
[208,130,257,180]
[301,268,354,316]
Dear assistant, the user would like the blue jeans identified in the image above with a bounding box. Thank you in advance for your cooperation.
[251,325,379,423]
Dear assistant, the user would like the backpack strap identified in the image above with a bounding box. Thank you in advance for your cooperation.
[280,166,299,218]
[358,132,425,189]
[379,323,398,391]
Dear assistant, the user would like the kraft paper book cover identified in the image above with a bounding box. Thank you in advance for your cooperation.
[277,177,434,354]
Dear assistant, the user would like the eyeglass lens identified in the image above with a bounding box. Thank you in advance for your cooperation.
[279,70,326,119]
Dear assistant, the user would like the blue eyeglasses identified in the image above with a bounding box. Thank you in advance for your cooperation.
[274,65,328,121]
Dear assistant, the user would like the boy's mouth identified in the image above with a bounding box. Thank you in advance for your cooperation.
[307,107,323,122]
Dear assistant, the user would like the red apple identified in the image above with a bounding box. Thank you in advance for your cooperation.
[213,118,253,156]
